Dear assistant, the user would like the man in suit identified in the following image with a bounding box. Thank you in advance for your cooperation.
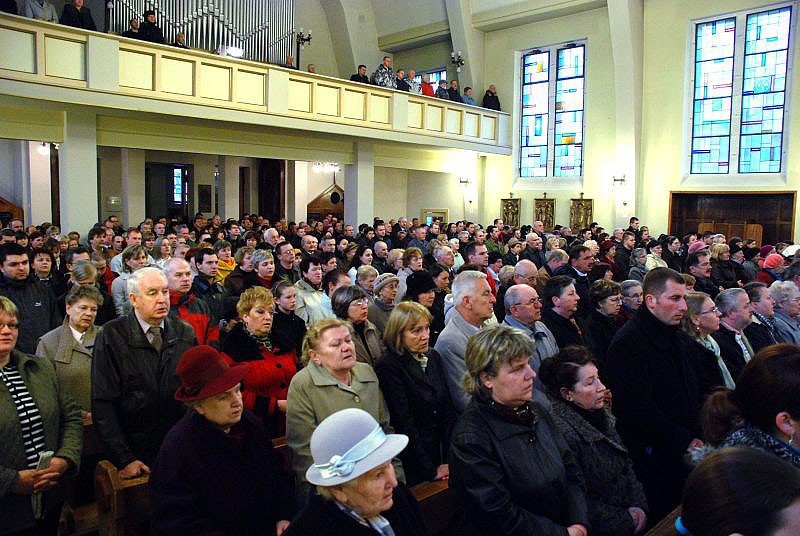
[712,288,756,381]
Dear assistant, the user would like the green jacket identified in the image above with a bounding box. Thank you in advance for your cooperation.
[0,351,83,534]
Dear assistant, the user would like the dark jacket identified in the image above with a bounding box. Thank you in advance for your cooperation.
[0,274,62,354]
[548,398,648,535]
[271,308,307,358]
[374,348,456,486]
[59,4,96,30]
[92,313,197,468]
[285,483,428,536]
[349,73,370,84]
[519,246,546,270]
[191,276,230,322]
[615,246,632,276]
[554,265,591,319]
[584,309,618,369]
[541,307,587,349]
[0,351,83,535]
[605,305,705,519]
[447,87,463,102]
[140,21,165,44]
[693,276,720,299]
[662,249,683,273]
[744,316,777,353]
[150,410,293,535]
[0,0,18,15]
[711,323,751,382]
[710,259,741,289]
[223,266,259,296]
[449,398,589,535]
[482,91,500,110]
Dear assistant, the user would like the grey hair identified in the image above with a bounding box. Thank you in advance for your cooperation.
[128,266,167,296]
[457,231,470,241]
[770,281,799,308]
[452,270,487,306]
[620,279,643,296]
[630,248,647,267]
[251,249,273,267]
[545,249,568,263]
[71,260,97,283]
[330,285,368,319]
[374,240,387,250]
[504,284,533,314]
[65,283,104,307]
[525,232,539,241]
[716,288,747,316]
[498,265,516,286]
[433,245,453,261]
[462,324,534,398]
[162,256,190,276]
[356,265,379,281]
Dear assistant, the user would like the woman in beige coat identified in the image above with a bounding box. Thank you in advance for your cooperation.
[286,318,402,505]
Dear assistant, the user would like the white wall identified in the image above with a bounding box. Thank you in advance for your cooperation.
[26,142,52,225]
[370,0,447,36]
[295,0,341,76]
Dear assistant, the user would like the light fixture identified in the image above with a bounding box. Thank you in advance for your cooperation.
[213,165,220,179]
[311,162,340,173]
[612,174,626,184]
[450,50,465,73]
[458,176,471,185]
[37,142,49,156]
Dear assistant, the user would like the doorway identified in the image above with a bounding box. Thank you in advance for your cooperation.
[145,162,193,224]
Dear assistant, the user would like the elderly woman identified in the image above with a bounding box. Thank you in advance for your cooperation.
[709,243,742,289]
[286,408,426,536]
[449,324,589,535]
[681,291,734,389]
[221,286,297,437]
[150,345,293,535]
[539,346,648,535]
[36,284,103,414]
[331,285,384,367]
[770,281,800,345]
[224,245,259,296]
[702,344,800,469]
[584,279,622,368]
[59,260,116,326]
[0,296,82,534]
[355,264,379,304]
[368,273,399,336]
[627,248,648,282]
[375,302,456,486]
[617,280,643,327]
[644,240,667,271]
[386,248,405,274]
[396,247,424,301]
[111,244,149,316]
[679,448,800,536]
[286,318,402,505]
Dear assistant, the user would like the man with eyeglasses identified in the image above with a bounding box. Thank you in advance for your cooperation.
[494,259,537,322]
[743,281,778,352]
[687,250,720,299]
[502,284,557,408]
[711,288,755,382]
[0,243,61,353]
[554,245,595,319]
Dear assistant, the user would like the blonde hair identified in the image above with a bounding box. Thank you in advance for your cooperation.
[383,301,432,354]
[0,296,19,319]
[356,265,379,282]
[387,249,404,267]
[462,324,534,398]
[236,286,274,318]
[710,243,730,260]
[300,317,352,366]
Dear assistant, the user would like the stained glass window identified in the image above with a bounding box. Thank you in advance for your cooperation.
[173,168,183,203]
[691,18,735,174]
[520,43,585,178]
[690,5,793,176]
[739,7,792,173]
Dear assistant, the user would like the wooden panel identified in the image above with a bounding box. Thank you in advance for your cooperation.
[343,89,366,120]
[161,57,194,96]
[446,109,462,134]
[119,50,153,90]
[670,192,795,245]
[200,63,231,100]
[407,101,423,129]
[426,105,443,131]
[44,37,85,80]
[368,94,390,124]
[464,112,480,137]
[316,84,340,116]
[480,115,497,140]
[0,27,35,73]
[287,79,312,112]
[236,70,265,105]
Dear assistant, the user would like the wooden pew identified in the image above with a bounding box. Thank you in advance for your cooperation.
[644,507,680,536]
[410,479,455,535]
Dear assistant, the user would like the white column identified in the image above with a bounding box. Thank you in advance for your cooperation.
[608,0,643,228]
[218,156,240,220]
[286,161,308,223]
[444,0,485,92]
[26,142,52,225]
[121,148,146,228]
[58,110,98,234]
[344,142,375,226]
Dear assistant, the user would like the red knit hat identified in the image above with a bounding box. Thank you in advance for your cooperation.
[763,253,784,270]
[174,345,249,402]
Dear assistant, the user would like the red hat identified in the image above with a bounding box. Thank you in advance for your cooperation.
[174,345,249,402]
[764,253,784,270]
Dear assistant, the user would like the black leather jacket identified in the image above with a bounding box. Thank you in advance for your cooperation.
[92,313,197,467]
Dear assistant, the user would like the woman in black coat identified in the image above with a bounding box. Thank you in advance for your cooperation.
[710,243,742,289]
[584,280,622,370]
[375,302,456,486]
[539,347,648,535]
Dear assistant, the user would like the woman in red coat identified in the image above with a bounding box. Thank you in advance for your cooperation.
[221,286,298,437]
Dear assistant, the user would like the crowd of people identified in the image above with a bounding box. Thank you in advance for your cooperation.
[3,210,800,534]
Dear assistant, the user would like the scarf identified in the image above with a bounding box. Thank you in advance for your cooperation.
[567,401,609,434]
[245,326,272,351]
[484,398,537,427]
[725,424,800,468]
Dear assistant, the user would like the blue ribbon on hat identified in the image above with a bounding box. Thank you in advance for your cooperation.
[314,424,387,479]
[674,516,690,535]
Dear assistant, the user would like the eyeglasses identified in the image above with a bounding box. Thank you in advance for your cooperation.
[515,273,537,282]
[604,296,623,303]
[699,307,719,315]
[349,299,369,307]
[513,298,541,307]
[0,322,20,330]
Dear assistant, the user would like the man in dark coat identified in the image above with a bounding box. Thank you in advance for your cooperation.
[0,243,61,353]
[687,250,720,299]
[0,0,18,14]
[605,268,705,520]
[553,245,594,319]
[519,232,547,269]
[482,84,501,110]
[92,267,197,477]
[140,9,164,44]
[350,64,370,84]
[59,0,96,30]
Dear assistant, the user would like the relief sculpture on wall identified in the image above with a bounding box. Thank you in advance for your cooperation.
[501,196,521,229]
[535,193,555,231]
[570,193,593,231]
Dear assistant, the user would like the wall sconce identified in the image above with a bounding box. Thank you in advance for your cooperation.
[612,174,626,184]
[458,176,472,185]
[213,165,220,179]
[450,50,465,73]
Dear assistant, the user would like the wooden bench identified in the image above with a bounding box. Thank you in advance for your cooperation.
[645,507,680,536]
[90,436,454,536]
